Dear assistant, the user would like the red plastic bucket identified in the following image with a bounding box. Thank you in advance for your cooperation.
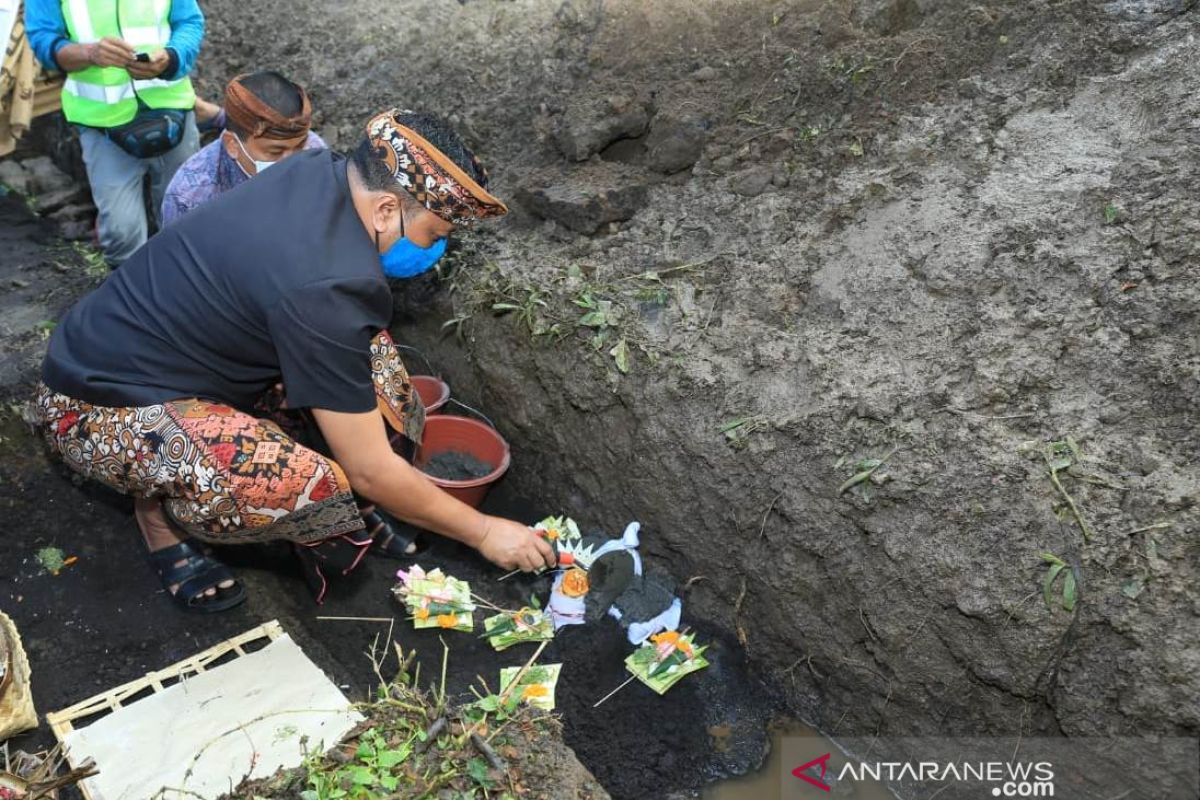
[410,375,450,415]
[415,415,510,508]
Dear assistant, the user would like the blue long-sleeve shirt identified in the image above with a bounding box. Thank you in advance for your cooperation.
[25,0,205,81]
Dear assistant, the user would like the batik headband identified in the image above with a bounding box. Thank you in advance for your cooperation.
[366,109,508,226]
[225,75,312,140]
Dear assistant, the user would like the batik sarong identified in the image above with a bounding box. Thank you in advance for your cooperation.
[31,331,424,545]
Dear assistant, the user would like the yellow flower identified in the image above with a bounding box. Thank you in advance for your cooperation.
[522,683,550,699]
[415,607,430,621]
[543,527,560,541]
[436,613,459,628]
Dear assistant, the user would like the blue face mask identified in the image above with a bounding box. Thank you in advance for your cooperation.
[377,206,449,279]
[380,235,447,278]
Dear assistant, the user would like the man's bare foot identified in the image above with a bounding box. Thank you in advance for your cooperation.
[135,498,235,599]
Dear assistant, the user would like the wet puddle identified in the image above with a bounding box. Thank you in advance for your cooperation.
[704,721,895,800]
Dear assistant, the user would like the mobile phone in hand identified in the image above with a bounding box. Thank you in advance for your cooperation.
[134,52,150,63]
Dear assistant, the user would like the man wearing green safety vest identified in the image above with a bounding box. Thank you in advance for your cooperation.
[26,0,204,266]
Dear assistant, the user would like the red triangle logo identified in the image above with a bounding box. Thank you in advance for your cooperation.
[791,753,833,792]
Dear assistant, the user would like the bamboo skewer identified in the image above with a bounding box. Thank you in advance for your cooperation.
[593,675,637,708]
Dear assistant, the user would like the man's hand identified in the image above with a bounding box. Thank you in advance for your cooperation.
[477,517,557,572]
[126,48,170,79]
[311,407,556,572]
[88,36,137,68]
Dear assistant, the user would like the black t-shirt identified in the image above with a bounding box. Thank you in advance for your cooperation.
[42,149,391,413]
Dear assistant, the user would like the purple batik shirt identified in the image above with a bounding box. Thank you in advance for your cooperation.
[161,131,327,225]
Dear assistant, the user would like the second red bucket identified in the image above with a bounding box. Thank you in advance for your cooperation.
[410,375,450,415]
[415,415,510,508]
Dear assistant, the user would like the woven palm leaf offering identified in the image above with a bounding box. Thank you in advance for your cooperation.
[498,663,562,711]
[625,631,709,695]
[393,565,475,631]
[533,514,599,569]
[481,599,554,651]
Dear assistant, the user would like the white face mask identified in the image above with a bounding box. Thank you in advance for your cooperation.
[231,133,278,176]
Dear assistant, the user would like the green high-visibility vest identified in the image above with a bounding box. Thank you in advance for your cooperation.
[59,0,195,128]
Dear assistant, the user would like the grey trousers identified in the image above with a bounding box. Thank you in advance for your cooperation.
[78,111,199,266]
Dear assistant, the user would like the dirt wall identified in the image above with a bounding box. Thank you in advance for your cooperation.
[197,0,1198,754]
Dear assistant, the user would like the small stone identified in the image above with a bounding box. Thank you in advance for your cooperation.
[516,165,649,234]
[771,169,790,188]
[712,155,735,173]
[690,66,718,81]
[730,166,773,197]
[645,114,707,174]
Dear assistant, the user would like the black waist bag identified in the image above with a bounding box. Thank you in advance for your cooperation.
[104,108,187,158]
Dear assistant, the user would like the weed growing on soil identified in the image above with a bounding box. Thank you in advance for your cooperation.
[35,546,66,574]
[1039,552,1078,612]
[836,445,899,501]
[70,242,109,281]
[30,320,56,341]
[719,416,768,449]
[575,291,633,373]
[1043,438,1093,541]
[492,289,550,335]
[231,640,553,800]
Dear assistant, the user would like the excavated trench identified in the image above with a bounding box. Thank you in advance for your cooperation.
[2,0,1199,798]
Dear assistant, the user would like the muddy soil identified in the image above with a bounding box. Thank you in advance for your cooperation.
[422,450,495,481]
[189,0,1199,771]
[4,0,1200,795]
[0,193,777,799]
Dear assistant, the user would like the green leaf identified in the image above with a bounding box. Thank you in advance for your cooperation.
[377,746,410,769]
[567,264,584,279]
[1039,552,1065,566]
[523,666,551,683]
[1103,203,1119,225]
[379,775,399,791]
[300,792,320,800]
[1045,440,1079,472]
[719,418,749,434]
[530,593,541,610]
[1061,569,1077,611]
[610,337,631,374]
[492,302,520,311]
[837,469,874,495]
[467,756,493,787]
[476,695,500,712]
[578,310,608,327]
[1043,563,1064,610]
[349,766,375,785]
